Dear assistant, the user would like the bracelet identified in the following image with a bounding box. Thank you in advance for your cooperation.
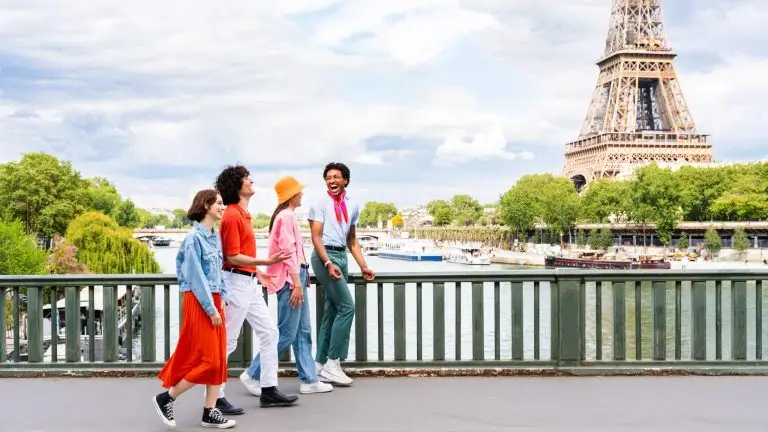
[324,260,332,268]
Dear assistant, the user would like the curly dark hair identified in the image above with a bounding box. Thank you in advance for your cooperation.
[215,164,250,205]
[323,162,350,185]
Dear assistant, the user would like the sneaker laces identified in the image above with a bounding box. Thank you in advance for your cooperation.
[209,407,226,423]
[163,400,175,419]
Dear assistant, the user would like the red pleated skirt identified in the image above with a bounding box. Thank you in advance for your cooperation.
[158,292,227,387]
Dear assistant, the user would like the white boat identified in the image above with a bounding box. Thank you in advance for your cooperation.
[379,239,443,262]
[445,244,492,265]
[359,235,380,256]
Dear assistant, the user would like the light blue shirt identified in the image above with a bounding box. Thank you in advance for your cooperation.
[175,222,229,316]
[307,193,359,248]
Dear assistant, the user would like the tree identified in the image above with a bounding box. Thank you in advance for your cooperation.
[678,232,689,251]
[426,200,453,226]
[576,229,586,247]
[112,199,141,228]
[580,179,631,223]
[704,227,722,260]
[732,227,750,259]
[676,166,734,221]
[0,220,48,275]
[450,195,483,226]
[539,177,581,247]
[710,175,768,221]
[66,212,161,274]
[0,153,90,237]
[46,239,89,274]
[391,214,404,229]
[141,212,171,229]
[87,177,121,216]
[499,175,547,239]
[630,164,682,251]
[169,209,192,229]
[251,213,271,229]
[359,202,398,227]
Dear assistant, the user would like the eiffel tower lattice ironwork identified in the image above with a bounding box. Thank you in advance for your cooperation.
[563,0,714,191]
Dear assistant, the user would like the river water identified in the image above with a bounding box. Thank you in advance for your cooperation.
[145,246,767,363]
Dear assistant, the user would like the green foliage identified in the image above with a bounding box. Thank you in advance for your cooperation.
[576,229,586,247]
[87,177,121,216]
[587,228,613,250]
[450,195,483,226]
[170,208,192,229]
[630,164,682,246]
[359,202,398,227]
[499,174,548,237]
[112,199,141,228]
[704,227,722,258]
[580,179,631,223]
[65,212,160,274]
[251,213,271,229]
[0,220,48,275]
[678,232,689,250]
[426,200,453,226]
[5,296,11,328]
[540,177,580,239]
[710,174,768,221]
[732,227,750,258]
[46,239,89,274]
[0,153,90,236]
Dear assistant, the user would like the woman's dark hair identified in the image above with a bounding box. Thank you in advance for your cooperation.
[187,189,219,222]
[323,162,350,185]
[268,201,291,233]
[215,164,250,205]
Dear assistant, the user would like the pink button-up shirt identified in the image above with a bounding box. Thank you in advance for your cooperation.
[264,209,306,294]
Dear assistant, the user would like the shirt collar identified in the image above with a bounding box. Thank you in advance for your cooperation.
[193,221,216,239]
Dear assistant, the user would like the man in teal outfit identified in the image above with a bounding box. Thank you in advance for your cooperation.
[308,162,375,386]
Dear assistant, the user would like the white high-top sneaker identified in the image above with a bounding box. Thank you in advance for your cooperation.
[319,358,353,386]
[316,362,331,383]
[239,370,261,396]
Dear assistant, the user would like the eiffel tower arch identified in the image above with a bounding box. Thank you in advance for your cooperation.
[563,0,714,191]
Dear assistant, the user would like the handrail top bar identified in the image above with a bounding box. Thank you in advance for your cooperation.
[2,269,768,287]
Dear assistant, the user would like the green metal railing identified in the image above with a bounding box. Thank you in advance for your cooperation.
[1,270,767,376]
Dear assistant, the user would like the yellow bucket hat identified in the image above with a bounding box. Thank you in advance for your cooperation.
[274,175,304,204]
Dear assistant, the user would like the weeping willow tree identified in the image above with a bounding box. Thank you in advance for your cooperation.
[66,211,161,274]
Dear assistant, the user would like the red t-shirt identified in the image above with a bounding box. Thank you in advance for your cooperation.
[220,204,257,273]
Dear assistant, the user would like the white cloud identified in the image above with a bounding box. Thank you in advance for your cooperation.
[435,123,530,166]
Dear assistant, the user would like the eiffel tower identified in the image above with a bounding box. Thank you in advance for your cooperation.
[563,0,714,191]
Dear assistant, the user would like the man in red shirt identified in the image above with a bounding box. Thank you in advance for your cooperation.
[212,164,298,414]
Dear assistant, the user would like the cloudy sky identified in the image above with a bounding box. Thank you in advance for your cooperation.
[1,0,766,215]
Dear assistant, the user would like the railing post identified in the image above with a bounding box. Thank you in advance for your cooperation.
[65,286,81,362]
[103,286,119,362]
[27,286,43,362]
[0,287,5,363]
[471,281,484,361]
[354,282,368,362]
[556,276,583,365]
[140,285,156,362]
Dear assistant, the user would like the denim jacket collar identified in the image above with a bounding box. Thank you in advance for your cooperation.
[192,221,215,239]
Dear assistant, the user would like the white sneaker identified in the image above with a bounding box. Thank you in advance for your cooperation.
[239,371,261,396]
[319,359,353,386]
[315,362,331,383]
[300,381,334,394]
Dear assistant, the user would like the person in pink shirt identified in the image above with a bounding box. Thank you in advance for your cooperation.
[240,176,333,395]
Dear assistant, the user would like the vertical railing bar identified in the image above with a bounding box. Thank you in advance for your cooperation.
[595,281,602,361]
[494,281,501,361]
[613,281,626,361]
[715,280,722,360]
[580,280,586,361]
[433,282,445,361]
[51,287,58,363]
[377,283,384,361]
[534,281,540,361]
[103,286,118,363]
[692,280,707,361]
[550,280,560,362]
[164,285,171,361]
[354,282,368,363]
[13,287,20,362]
[757,280,763,360]
[88,286,96,362]
[0,287,5,363]
[471,281,484,361]
[140,285,156,362]
[732,279,747,361]
[65,286,81,363]
[652,280,666,361]
[635,281,642,361]
[26,286,43,363]
[455,282,462,361]
[394,282,407,361]
[511,282,523,360]
[675,280,682,361]
[126,285,133,362]
[416,282,423,362]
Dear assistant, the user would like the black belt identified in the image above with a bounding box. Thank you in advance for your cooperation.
[325,245,346,252]
[225,268,257,278]
[300,263,309,269]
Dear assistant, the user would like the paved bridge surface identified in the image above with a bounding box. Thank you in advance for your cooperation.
[3,376,766,431]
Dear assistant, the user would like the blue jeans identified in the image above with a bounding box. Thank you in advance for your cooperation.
[246,267,318,384]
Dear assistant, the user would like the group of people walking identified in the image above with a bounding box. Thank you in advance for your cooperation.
[151,162,375,428]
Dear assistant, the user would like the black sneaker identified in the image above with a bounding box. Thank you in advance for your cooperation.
[215,397,244,415]
[152,391,176,427]
[260,387,299,408]
[202,407,236,429]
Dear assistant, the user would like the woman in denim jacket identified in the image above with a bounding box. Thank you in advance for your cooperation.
[240,176,333,395]
[152,189,236,429]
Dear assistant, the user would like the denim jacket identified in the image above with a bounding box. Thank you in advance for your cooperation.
[176,222,229,316]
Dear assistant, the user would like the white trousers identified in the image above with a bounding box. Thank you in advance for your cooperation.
[218,271,279,397]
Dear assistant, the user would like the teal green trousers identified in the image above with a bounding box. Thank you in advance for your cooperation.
[311,249,353,363]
